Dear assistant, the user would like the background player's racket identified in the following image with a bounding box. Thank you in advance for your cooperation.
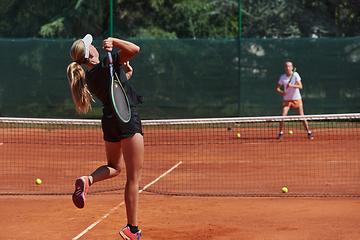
[107,51,131,123]
[286,67,296,89]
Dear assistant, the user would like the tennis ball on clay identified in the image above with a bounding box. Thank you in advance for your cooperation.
[289,130,293,135]
[237,133,241,138]
[282,187,288,193]
[35,178,42,185]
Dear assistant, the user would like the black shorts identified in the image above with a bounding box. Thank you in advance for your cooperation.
[101,106,143,142]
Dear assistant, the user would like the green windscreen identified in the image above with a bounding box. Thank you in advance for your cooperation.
[0,38,359,119]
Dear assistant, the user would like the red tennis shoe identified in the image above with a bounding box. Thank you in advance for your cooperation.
[119,226,141,240]
[72,176,90,209]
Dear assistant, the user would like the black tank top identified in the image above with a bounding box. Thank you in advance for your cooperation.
[85,53,142,113]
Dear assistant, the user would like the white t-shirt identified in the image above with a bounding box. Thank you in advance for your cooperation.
[278,72,302,100]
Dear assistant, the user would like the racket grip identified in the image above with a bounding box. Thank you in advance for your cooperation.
[107,51,113,63]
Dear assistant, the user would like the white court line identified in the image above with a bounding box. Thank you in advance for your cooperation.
[0,143,3,145]
[72,161,182,240]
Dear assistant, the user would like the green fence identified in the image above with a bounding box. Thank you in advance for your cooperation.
[0,38,359,119]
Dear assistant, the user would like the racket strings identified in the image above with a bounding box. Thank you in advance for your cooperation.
[111,68,131,123]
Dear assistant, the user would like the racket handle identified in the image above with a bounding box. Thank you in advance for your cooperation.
[107,51,113,63]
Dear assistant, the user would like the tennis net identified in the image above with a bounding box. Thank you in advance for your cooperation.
[0,114,359,197]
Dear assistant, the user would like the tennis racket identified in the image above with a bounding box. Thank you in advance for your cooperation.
[286,67,296,89]
[107,51,131,123]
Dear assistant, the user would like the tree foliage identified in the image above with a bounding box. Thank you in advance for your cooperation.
[1,0,360,39]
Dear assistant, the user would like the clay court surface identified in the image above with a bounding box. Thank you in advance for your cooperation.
[1,119,359,239]
[0,193,360,239]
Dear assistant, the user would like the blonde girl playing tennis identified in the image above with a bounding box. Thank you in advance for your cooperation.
[67,34,143,240]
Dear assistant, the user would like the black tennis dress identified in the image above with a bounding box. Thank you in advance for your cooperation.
[85,53,143,142]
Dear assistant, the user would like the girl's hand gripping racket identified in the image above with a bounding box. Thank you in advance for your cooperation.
[107,51,131,123]
[286,67,296,89]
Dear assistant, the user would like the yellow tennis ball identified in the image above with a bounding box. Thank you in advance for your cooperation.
[36,178,42,185]
[282,187,288,193]
[289,130,293,135]
[237,133,241,138]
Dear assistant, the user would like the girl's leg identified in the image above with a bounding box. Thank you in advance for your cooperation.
[121,133,144,226]
[73,141,124,209]
[90,141,124,184]
[279,106,290,133]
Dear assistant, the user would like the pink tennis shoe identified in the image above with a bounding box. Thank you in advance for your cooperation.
[72,176,90,209]
[119,226,141,240]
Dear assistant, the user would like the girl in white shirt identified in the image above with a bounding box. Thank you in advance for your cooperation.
[276,62,313,139]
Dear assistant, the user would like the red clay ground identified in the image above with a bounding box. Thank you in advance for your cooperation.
[0,192,359,240]
[1,121,359,239]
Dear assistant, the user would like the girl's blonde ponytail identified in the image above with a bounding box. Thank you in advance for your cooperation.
[66,40,95,114]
